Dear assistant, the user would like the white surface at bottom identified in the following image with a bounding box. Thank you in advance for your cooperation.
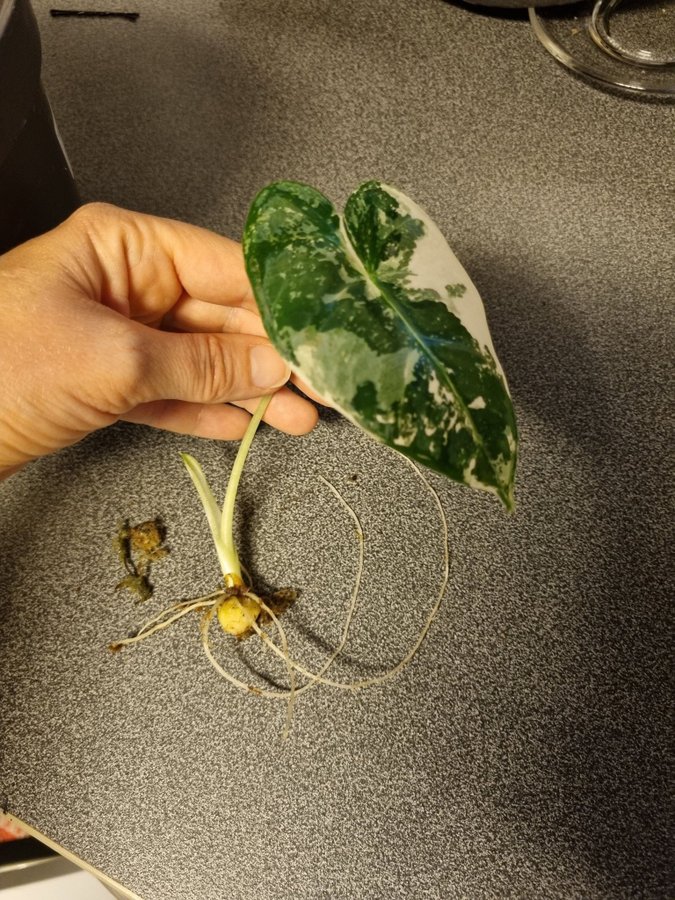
[0,856,114,898]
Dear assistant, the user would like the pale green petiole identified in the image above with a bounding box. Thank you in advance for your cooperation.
[219,394,272,577]
[179,452,235,577]
[180,394,272,583]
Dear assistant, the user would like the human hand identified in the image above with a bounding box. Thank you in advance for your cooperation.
[0,203,319,479]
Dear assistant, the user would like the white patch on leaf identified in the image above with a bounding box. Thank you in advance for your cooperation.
[291,327,419,412]
[380,184,509,394]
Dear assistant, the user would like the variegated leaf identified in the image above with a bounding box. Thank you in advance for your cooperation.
[243,180,517,509]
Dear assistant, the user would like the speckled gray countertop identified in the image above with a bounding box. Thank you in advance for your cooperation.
[1,1,673,898]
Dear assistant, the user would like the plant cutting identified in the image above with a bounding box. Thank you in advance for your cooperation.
[111,180,517,730]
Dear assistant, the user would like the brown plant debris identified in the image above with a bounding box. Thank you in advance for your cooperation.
[114,518,169,602]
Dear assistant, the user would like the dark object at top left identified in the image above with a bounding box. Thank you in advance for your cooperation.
[0,0,80,255]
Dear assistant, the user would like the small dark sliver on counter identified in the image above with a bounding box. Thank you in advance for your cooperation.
[50,8,139,21]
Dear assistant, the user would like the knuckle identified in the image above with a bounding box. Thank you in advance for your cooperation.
[68,202,116,231]
[63,203,121,254]
[109,326,149,409]
[198,333,236,401]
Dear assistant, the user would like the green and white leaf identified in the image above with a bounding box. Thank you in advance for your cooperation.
[243,180,517,509]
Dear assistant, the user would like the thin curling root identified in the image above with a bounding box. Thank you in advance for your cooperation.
[110,458,449,737]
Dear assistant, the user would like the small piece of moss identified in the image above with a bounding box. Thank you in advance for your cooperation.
[114,518,169,602]
[115,573,154,603]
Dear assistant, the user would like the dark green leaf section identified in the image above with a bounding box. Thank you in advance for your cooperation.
[243,182,405,356]
[243,180,517,508]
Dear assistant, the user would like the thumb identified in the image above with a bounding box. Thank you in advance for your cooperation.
[131,328,291,406]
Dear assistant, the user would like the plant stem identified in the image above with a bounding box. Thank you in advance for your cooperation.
[220,395,272,581]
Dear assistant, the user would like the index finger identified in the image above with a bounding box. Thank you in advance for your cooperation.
[64,204,258,321]
[61,205,332,409]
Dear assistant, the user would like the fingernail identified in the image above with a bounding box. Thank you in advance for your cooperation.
[250,344,290,389]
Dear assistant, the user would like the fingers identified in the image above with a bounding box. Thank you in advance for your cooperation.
[57,206,334,412]
[233,387,319,435]
[126,323,319,436]
[121,325,319,438]
[62,203,257,321]
[0,203,325,480]
[122,390,319,440]
[131,327,292,410]
[122,400,252,440]
[162,295,266,337]
[155,296,332,409]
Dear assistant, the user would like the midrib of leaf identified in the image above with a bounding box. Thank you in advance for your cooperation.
[338,214,505,499]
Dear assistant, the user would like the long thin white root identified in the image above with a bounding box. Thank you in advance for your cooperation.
[330,458,450,690]
[110,592,223,650]
[243,594,297,737]
[112,459,451,723]
[243,461,449,698]
[199,598,297,734]
[241,474,366,698]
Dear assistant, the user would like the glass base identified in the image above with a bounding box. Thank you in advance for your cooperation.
[530,0,675,96]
